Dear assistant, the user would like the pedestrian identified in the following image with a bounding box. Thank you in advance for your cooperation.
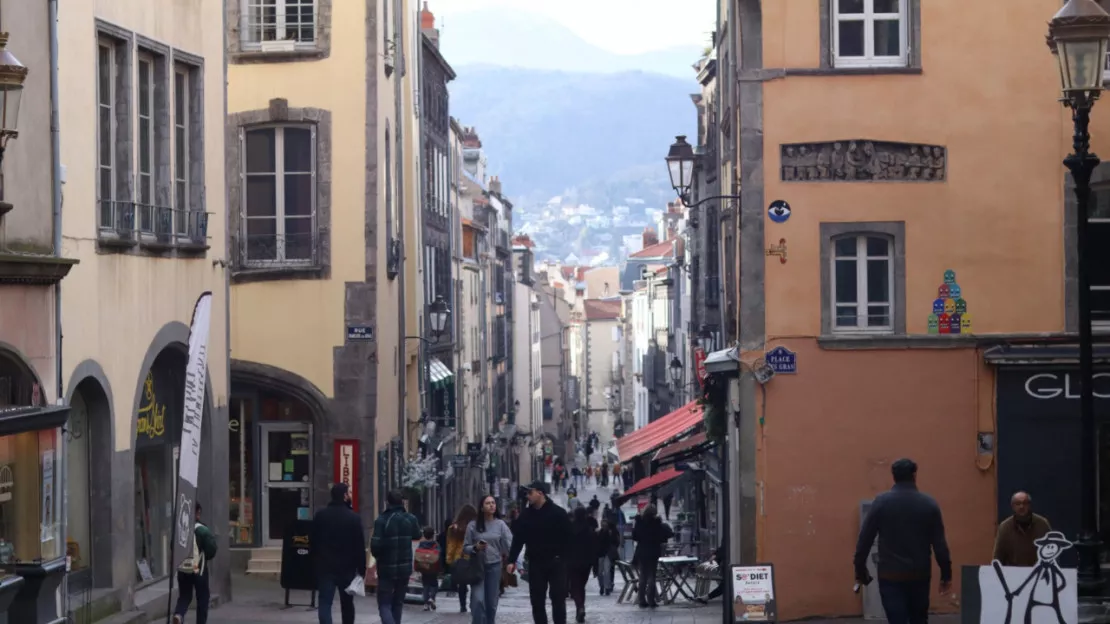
[310,484,366,624]
[447,504,479,613]
[437,519,451,593]
[464,495,514,624]
[853,458,952,624]
[572,466,581,489]
[507,481,572,624]
[172,503,217,624]
[601,462,609,488]
[663,493,673,520]
[589,495,600,513]
[632,504,673,609]
[567,506,598,623]
[993,490,1052,567]
[416,527,442,611]
[370,490,423,624]
[585,465,593,486]
[613,462,622,487]
[597,518,620,596]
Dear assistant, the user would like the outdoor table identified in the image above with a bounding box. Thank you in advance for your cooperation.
[656,556,699,604]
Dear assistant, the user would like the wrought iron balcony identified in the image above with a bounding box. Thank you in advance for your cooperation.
[98,200,210,250]
[237,231,319,268]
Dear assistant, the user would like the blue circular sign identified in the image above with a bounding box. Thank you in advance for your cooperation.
[768,200,791,223]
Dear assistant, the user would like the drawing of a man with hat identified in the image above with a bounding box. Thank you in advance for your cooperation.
[994,530,1072,624]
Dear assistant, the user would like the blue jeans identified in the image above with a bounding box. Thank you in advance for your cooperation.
[377,575,409,624]
[470,560,502,624]
[878,579,931,624]
[422,574,439,603]
[317,575,355,624]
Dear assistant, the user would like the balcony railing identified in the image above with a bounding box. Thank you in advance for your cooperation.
[237,231,319,268]
[98,200,210,249]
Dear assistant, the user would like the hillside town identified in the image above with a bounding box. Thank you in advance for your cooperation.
[3,1,1110,624]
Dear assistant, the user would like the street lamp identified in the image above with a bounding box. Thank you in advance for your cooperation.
[1047,0,1110,595]
[429,295,451,341]
[669,356,683,386]
[666,135,696,203]
[698,325,716,353]
[0,33,26,169]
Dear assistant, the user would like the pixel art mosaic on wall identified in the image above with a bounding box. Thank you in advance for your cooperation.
[927,270,972,335]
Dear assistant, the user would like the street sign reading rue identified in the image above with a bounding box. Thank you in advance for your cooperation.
[764,346,797,375]
[346,325,375,341]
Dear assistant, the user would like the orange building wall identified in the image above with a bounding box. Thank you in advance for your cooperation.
[754,341,997,619]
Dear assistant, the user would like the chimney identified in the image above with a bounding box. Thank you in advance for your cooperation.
[489,175,502,195]
[421,2,439,46]
[642,227,659,248]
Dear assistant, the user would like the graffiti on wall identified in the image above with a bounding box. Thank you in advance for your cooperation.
[927,270,972,335]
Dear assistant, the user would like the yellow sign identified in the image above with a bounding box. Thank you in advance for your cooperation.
[136,372,167,441]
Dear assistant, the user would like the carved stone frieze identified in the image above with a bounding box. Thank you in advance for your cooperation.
[780,140,946,182]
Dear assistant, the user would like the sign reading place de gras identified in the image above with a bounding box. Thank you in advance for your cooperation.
[764,346,797,375]
[780,140,946,182]
[731,564,777,623]
[963,531,1077,624]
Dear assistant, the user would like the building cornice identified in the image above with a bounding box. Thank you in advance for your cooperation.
[0,253,78,285]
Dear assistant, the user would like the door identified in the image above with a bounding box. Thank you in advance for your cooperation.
[260,423,312,546]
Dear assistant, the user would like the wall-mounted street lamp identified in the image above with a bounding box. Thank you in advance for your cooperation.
[0,33,26,170]
[666,135,742,209]
[1047,0,1110,595]
[698,325,716,353]
[428,295,451,341]
[669,356,683,386]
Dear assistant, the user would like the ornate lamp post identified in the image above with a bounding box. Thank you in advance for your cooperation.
[0,33,26,169]
[428,295,451,340]
[1047,0,1110,595]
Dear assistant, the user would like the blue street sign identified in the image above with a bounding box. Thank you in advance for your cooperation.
[346,325,375,341]
[764,346,797,374]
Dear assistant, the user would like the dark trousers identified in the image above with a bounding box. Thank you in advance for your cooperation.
[174,567,210,624]
[878,579,931,624]
[457,581,469,610]
[317,575,355,624]
[528,557,568,624]
[568,566,591,613]
[376,575,409,624]
[637,558,658,606]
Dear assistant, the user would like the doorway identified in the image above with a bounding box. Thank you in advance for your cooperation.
[259,423,312,545]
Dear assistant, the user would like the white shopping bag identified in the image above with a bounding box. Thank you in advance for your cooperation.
[345,575,366,596]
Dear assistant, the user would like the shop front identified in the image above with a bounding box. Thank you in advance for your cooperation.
[0,348,70,624]
[991,352,1110,567]
[228,390,316,548]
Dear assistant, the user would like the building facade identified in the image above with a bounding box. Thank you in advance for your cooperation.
[698,0,1095,618]
[224,0,410,567]
[0,5,77,621]
[582,299,622,448]
[58,0,230,615]
[512,240,540,485]
[537,279,572,458]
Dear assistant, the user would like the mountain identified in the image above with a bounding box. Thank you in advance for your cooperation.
[449,65,698,208]
[438,9,703,79]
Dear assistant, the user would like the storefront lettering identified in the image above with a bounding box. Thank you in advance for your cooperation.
[228,418,240,433]
[137,372,167,440]
[1024,372,1110,400]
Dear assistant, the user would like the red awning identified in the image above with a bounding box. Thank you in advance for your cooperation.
[653,431,710,464]
[622,467,685,499]
[616,400,703,462]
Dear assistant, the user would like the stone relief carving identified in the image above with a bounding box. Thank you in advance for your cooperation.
[780,140,946,182]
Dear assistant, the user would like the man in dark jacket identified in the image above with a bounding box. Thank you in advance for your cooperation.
[854,458,952,624]
[993,490,1052,566]
[508,480,572,624]
[310,484,366,624]
[632,504,673,608]
[370,490,422,624]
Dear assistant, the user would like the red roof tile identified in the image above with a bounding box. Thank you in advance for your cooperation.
[630,237,679,259]
[616,401,703,462]
[583,299,621,320]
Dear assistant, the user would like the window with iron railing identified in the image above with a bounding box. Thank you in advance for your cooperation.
[240,125,318,266]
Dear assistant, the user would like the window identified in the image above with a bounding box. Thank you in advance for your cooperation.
[137,54,155,217]
[243,125,316,265]
[0,429,63,565]
[242,0,317,46]
[173,66,190,233]
[833,0,907,68]
[97,40,117,228]
[831,235,892,331]
[1089,189,1110,326]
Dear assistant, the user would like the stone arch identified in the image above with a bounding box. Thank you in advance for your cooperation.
[230,359,330,427]
[0,340,44,394]
[64,361,115,589]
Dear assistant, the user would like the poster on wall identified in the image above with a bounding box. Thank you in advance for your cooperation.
[334,440,360,511]
[731,564,777,622]
[291,433,309,456]
[41,449,55,543]
[170,292,213,572]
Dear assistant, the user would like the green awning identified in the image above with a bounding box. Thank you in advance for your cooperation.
[429,358,454,389]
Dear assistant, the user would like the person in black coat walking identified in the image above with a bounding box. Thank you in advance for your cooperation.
[310,483,367,624]
[567,507,598,623]
[632,504,673,609]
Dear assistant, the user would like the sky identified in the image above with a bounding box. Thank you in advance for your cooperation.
[430,0,717,56]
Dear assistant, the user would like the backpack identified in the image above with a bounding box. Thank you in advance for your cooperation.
[414,543,441,575]
[179,524,205,575]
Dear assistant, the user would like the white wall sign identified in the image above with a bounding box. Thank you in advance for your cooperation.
[979,531,1078,624]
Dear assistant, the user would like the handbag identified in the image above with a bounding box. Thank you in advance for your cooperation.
[501,564,518,588]
[452,553,483,586]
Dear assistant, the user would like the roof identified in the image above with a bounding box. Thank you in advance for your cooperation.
[560,266,576,280]
[583,299,621,321]
[653,431,710,464]
[616,400,703,462]
[630,237,680,259]
[621,467,685,499]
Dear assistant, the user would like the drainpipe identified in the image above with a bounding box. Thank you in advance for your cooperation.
[221,0,232,599]
[394,0,406,464]
[47,0,68,614]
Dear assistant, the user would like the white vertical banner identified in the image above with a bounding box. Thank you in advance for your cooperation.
[171,292,213,571]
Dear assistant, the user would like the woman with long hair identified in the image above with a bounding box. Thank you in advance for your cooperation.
[632,504,674,609]
[463,495,513,624]
[447,504,478,613]
[567,506,599,623]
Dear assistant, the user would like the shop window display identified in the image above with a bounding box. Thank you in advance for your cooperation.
[0,429,62,566]
[133,363,182,582]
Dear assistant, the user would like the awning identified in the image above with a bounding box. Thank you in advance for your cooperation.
[0,405,70,437]
[429,358,454,389]
[618,467,685,500]
[704,346,741,374]
[653,431,711,465]
[615,400,702,463]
